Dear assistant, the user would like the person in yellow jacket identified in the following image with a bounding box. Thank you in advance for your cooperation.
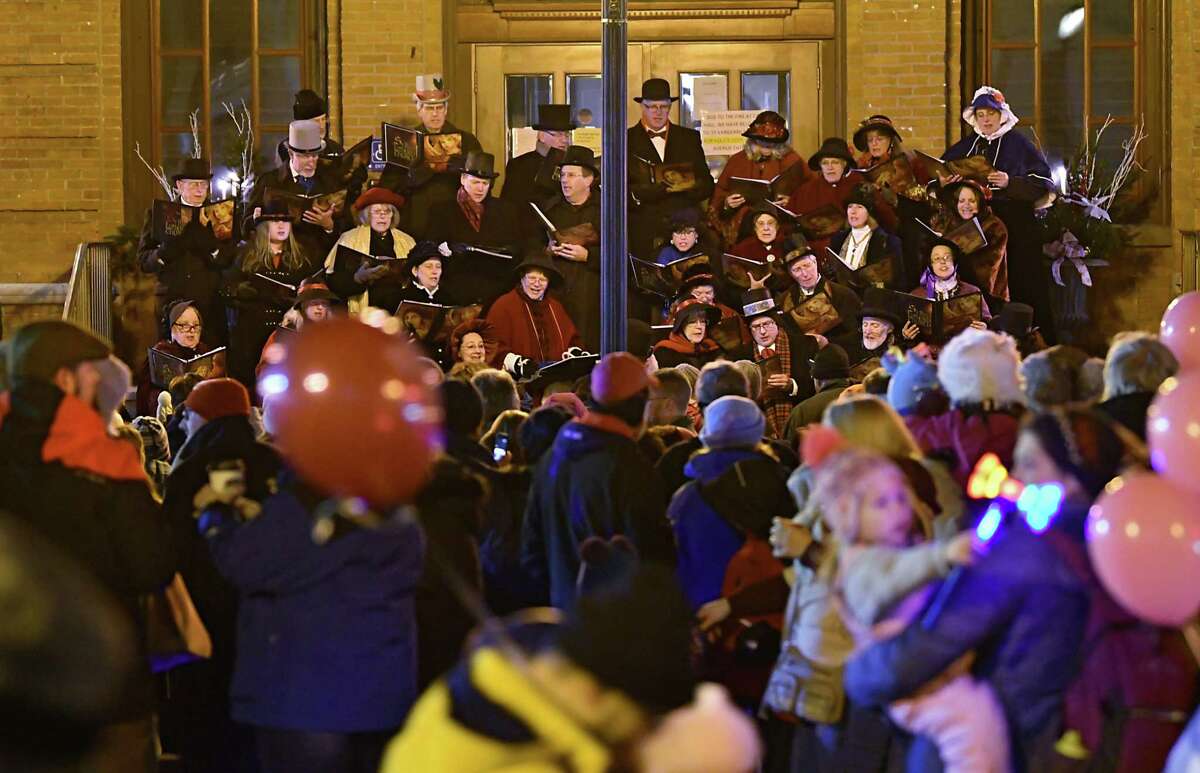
[381,565,696,772]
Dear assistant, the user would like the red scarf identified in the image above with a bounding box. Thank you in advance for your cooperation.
[457,188,484,232]
[654,331,720,355]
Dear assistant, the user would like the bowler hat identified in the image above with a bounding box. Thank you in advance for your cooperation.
[293,89,328,121]
[852,115,901,153]
[557,145,600,176]
[533,104,577,132]
[171,157,212,182]
[810,344,850,380]
[987,302,1036,338]
[807,137,856,171]
[634,78,679,103]
[286,119,325,153]
[742,111,790,144]
[407,241,444,269]
[459,150,500,180]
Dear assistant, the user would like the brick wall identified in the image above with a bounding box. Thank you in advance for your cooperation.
[843,0,961,155]
[0,0,124,284]
[336,0,445,145]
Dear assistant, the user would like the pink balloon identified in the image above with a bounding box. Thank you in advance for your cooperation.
[1160,291,1200,372]
[1086,471,1200,626]
[1146,372,1200,494]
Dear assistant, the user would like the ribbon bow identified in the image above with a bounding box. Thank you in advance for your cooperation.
[1043,230,1105,287]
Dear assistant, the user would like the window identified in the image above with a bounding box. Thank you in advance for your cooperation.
[504,75,553,161]
[741,72,790,118]
[678,72,728,130]
[983,0,1138,169]
[567,75,601,128]
[153,0,323,194]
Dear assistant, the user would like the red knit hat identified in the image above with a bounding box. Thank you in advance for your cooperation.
[591,352,659,406]
[185,378,251,421]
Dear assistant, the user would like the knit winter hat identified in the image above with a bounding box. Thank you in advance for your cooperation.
[166,299,202,329]
[184,378,251,421]
[884,350,940,415]
[591,352,659,406]
[1022,408,1126,499]
[557,564,696,714]
[810,343,850,381]
[700,396,765,450]
[937,327,1025,408]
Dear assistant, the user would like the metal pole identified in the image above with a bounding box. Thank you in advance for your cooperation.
[599,0,628,355]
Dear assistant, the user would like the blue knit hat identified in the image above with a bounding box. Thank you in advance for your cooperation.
[700,395,765,449]
[884,351,939,416]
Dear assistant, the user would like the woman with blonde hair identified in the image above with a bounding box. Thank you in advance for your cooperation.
[223,201,320,389]
[324,187,417,313]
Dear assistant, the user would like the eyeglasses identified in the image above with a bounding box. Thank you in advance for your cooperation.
[929,254,956,265]
[173,323,202,333]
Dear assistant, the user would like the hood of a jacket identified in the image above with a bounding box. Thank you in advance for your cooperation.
[172,414,262,471]
[682,446,761,483]
[553,417,633,464]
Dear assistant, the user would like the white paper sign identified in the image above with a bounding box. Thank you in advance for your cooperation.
[699,109,760,157]
[692,76,729,118]
[511,127,539,158]
[571,127,603,157]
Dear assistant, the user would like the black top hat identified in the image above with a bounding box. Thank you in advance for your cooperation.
[171,157,212,182]
[293,89,328,121]
[634,78,679,103]
[533,104,578,132]
[807,137,856,171]
[407,241,444,268]
[741,288,778,320]
[742,111,790,144]
[852,115,902,153]
[514,252,565,290]
[924,237,964,268]
[459,151,500,179]
[857,287,903,329]
[671,300,720,332]
[557,145,600,176]
[253,199,292,227]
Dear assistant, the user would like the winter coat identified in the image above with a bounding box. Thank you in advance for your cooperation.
[533,193,603,352]
[710,149,810,247]
[783,379,854,443]
[749,322,821,439]
[221,244,323,390]
[1095,391,1155,442]
[135,338,227,417]
[627,122,716,257]
[137,204,239,345]
[500,148,563,240]
[844,509,1092,772]
[243,163,347,252]
[931,210,1010,303]
[667,447,764,609]
[382,645,622,773]
[907,407,1023,487]
[323,223,416,314]
[429,195,525,307]
[201,468,425,732]
[826,226,904,291]
[163,416,283,664]
[655,434,799,501]
[776,277,862,340]
[785,173,865,255]
[0,380,177,718]
[487,288,581,367]
[521,413,676,609]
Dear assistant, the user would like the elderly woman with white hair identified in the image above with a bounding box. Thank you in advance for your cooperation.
[1095,332,1179,440]
[324,187,416,313]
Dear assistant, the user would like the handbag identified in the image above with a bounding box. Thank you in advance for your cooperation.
[145,573,213,673]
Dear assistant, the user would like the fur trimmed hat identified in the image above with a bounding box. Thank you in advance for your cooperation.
[936,327,1025,409]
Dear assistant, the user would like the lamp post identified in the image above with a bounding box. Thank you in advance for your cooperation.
[599,0,628,354]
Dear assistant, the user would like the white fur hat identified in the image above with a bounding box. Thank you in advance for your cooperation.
[937,327,1025,408]
[962,86,1018,137]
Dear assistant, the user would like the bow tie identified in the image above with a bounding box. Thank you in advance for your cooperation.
[646,127,668,139]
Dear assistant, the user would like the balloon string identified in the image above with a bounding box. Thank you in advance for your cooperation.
[1183,621,1200,668]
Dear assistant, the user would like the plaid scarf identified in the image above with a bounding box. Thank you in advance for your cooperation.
[756,329,793,439]
[457,187,484,232]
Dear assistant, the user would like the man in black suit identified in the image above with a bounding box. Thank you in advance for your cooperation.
[626,78,715,259]
[500,103,575,239]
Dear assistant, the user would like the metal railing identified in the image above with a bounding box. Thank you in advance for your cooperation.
[62,241,114,340]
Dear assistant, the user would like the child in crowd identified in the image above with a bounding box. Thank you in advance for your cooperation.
[812,441,1010,773]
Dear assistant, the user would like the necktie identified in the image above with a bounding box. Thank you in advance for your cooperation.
[295,175,314,193]
[760,347,776,359]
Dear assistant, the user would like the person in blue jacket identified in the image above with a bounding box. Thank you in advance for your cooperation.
[844,407,1130,772]
[197,466,425,773]
[942,86,1056,340]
